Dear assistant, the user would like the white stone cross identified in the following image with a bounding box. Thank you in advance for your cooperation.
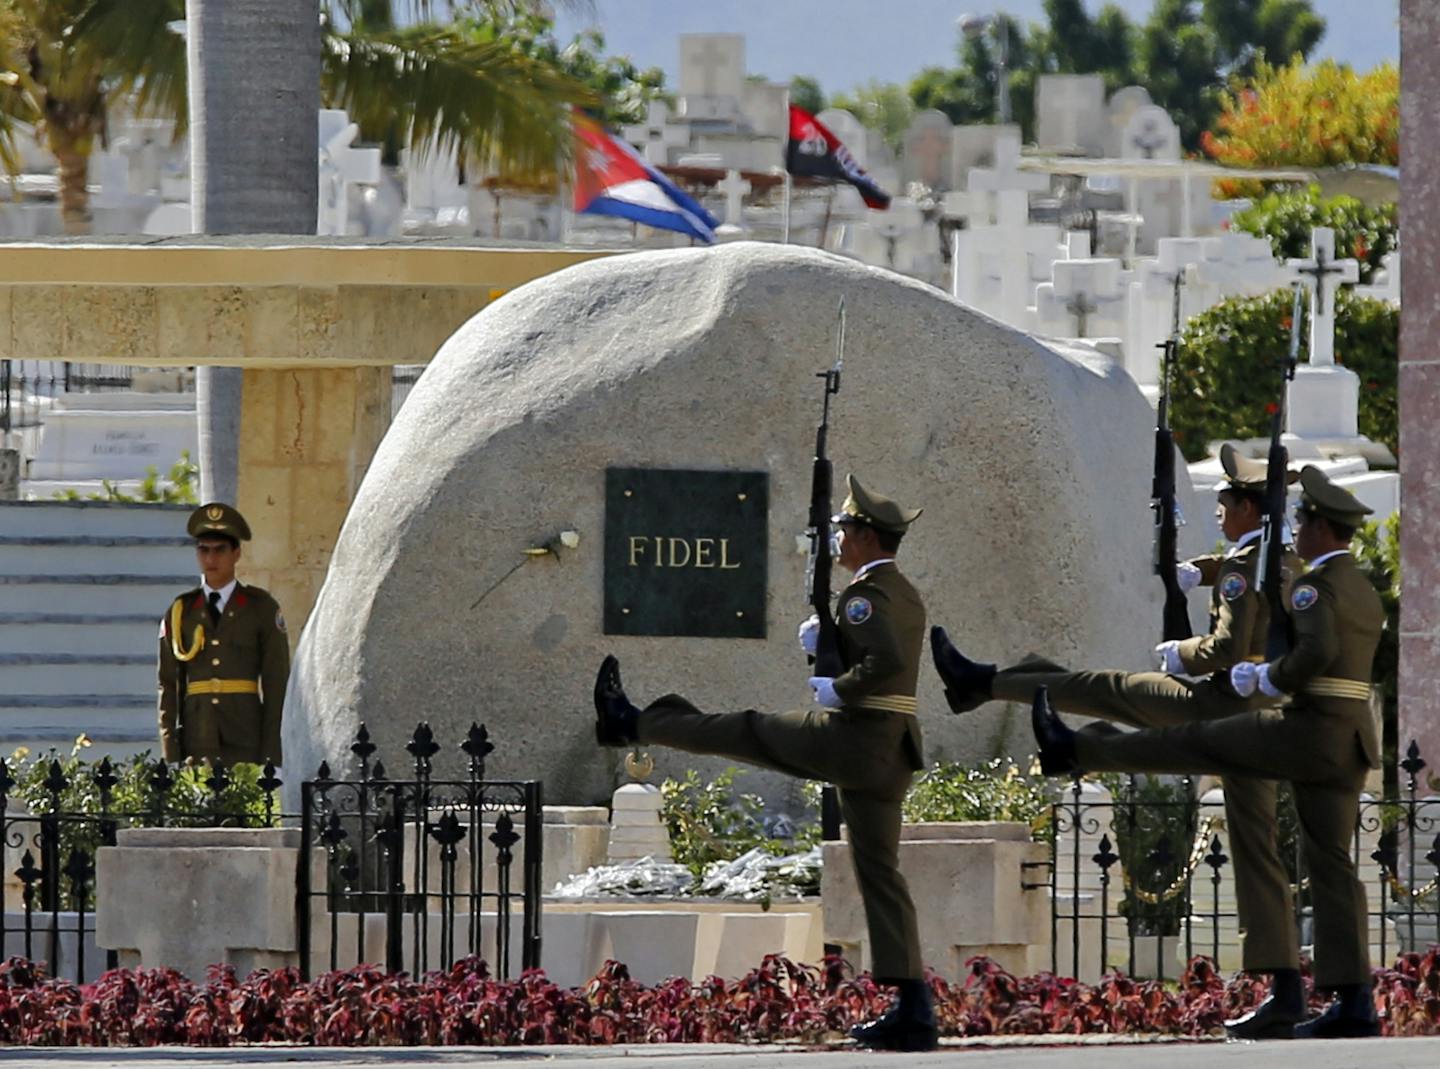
[1354,250,1400,306]
[716,169,751,231]
[317,108,381,236]
[1033,256,1129,339]
[622,101,690,167]
[680,34,744,99]
[1286,227,1360,366]
[952,189,1061,329]
[968,129,1050,197]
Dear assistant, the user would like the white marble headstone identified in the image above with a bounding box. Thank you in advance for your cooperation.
[901,110,955,190]
[1035,74,1107,156]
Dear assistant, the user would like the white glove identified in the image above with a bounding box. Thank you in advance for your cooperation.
[1230,662,1258,697]
[1155,641,1184,675]
[809,676,839,708]
[1177,562,1202,593]
[798,614,820,655]
[1256,663,1282,698]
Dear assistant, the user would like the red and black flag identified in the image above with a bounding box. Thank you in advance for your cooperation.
[785,104,891,210]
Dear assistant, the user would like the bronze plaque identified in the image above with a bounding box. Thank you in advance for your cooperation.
[604,468,768,638]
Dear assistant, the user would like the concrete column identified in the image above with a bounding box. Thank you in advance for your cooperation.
[1399,2,1440,770]
[236,366,391,641]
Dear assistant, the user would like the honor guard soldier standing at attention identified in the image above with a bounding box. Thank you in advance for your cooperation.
[593,476,937,1052]
[158,503,291,767]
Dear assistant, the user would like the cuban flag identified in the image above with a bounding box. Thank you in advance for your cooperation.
[573,113,718,243]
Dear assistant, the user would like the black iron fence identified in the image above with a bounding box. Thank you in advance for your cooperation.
[1046,739,1440,981]
[297,722,542,980]
[0,722,540,984]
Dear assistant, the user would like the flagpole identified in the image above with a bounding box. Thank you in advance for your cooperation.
[783,171,792,244]
[818,186,834,248]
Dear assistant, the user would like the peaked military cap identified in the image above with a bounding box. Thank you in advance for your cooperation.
[1217,442,1299,492]
[188,502,252,543]
[832,474,922,535]
[1296,466,1373,527]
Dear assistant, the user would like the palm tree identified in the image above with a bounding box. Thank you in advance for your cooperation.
[0,0,593,234]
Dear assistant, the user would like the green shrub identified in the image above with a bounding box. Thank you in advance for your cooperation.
[53,450,199,504]
[659,768,819,880]
[1171,289,1397,462]
[1096,774,1199,937]
[902,757,1055,840]
[1230,187,1397,284]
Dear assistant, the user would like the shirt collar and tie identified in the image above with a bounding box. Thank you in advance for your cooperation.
[201,578,238,618]
[1226,524,1294,559]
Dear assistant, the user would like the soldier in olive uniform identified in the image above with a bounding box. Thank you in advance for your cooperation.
[593,476,936,1052]
[933,444,1306,1036]
[158,503,290,767]
[1018,467,1382,1039]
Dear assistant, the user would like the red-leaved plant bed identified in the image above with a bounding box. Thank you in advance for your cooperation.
[0,951,1436,1046]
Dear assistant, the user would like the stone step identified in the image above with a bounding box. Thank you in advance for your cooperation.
[0,536,193,575]
[0,697,158,758]
[0,501,191,539]
[0,575,192,615]
[0,615,160,656]
[0,655,156,696]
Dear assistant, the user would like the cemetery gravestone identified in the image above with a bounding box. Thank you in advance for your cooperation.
[678,34,745,122]
[902,111,955,191]
[286,242,1200,802]
[1035,75,1107,156]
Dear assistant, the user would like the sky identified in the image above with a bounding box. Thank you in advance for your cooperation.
[552,0,1399,99]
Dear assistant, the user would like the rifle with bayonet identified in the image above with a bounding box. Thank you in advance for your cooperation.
[805,301,845,860]
[1257,282,1305,661]
[1152,273,1193,642]
[806,300,846,680]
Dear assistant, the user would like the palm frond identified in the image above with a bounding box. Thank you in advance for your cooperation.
[71,0,187,134]
[323,25,594,178]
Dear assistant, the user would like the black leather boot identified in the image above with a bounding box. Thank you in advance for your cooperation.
[1225,968,1305,1040]
[929,626,996,714]
[850,978,939,1052]
[593,655,640,747]
[1030,687,1078,775]
[1294,983,1380,1039]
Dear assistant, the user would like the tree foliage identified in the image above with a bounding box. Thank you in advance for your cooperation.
[788,75,824,116]
[1171,288,1398,462]
[0,1,619,229]
[829,80,915,154]
[903,0,1325,150]
[1202,57,1399,182]
[1230,187,1397,284]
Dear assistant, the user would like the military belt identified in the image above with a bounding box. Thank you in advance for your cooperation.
[1303,677,1371,701]
[1242,655,1265,663]
[851,694,918,715]
[185,678,260,696]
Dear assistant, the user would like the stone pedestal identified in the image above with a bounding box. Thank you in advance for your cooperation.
[0,448,17,500]
[1400,0,1440,787]
[236,366,390,642]
[96,826,316,980]
[26,391,197,483]
[822,821,1048,980]
[606,783,672,863]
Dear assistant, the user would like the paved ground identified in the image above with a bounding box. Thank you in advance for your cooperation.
[4,1036,1440,1068]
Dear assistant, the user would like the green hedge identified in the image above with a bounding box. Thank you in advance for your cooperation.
[1230,188,1397,285]
[1171,289,1398,463]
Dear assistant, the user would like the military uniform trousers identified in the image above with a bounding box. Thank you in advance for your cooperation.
[1069,700,1371,988]
[637,695,923,980]
[992,661,1296,971]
